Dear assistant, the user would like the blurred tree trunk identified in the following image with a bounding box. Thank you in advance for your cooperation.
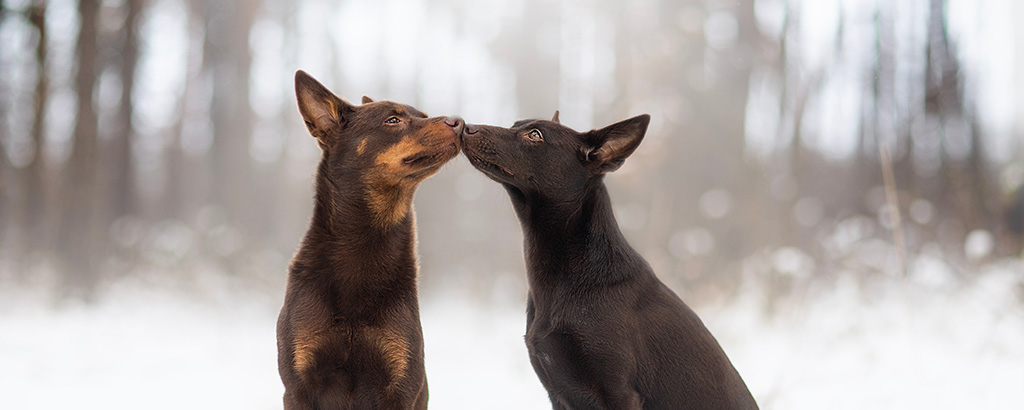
[716,0,759,259]
[0,0,7,251]
[925,0,990,230]
[753,0,793,254]
[58,0,101,298]
[965,119,993,227]
[0,130,6,259]
[163,0,202,221]
[925,0,955,217]
[684,0,758,264]
[0,131,6,237]
[862,2,896,216]
[779,2,815,249]
[854,4,880,215]
[21,0,49,259]
[204,0,258,247]
[266,1,298,250]
[107,0,142,221]
[164,110,186,220]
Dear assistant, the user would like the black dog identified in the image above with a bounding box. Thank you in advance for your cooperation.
[277,70,462,409]
[461,112,757,409]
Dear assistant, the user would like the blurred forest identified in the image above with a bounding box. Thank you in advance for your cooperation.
[1,0,1022,303]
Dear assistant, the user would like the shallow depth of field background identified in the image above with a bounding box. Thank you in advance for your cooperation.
[1,0,1023,408]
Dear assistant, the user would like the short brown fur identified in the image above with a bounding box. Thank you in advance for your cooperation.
[278,70,462,410]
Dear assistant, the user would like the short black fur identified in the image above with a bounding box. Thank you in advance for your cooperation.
[461,113,758,409]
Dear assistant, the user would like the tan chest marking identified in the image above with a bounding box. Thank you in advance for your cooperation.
[293,326,411,388]
[364,327,411,387]
[292,328,327,376]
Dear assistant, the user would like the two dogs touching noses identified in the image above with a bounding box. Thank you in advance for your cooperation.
[278,70,758,410]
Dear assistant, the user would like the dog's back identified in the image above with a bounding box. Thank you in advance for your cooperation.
[637,280,755,408]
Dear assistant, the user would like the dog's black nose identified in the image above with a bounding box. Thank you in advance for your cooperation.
[464,123,479,135]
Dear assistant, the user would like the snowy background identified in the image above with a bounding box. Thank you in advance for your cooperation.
[3,243,1022,409]
[3,0,1024,408]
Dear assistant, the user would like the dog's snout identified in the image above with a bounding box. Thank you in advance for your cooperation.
[464,123,479,135]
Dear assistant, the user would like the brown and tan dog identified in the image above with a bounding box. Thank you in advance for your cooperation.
[277,70,462,409]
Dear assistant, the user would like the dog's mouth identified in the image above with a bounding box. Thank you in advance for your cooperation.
[401,142,459,177]
[464,150,515,179]
[465,153,526,201]
[460,128,517,182]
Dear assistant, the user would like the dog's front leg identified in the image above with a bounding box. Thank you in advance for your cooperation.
[549,385,642,410]
[599,385,643,410]
[528,331,643,410]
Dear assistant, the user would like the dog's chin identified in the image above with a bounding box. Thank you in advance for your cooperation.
[462,150,531,205]
[500,181,527,203]
[465,154,515,185]
[402,142,459,179]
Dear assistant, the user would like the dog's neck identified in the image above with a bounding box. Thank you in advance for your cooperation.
[314,154,413,231]
[511,179,645,286]
[292,153,418,299]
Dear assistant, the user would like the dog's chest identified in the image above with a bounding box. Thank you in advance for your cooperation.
[294,324,413,387]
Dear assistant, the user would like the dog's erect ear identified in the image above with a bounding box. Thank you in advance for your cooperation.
[581,114,650,174]
[295,70,354,142]
[551,110,560,124]
[361,95,374,104]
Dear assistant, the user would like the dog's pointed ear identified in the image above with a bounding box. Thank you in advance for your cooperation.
[551,110,560,124]
[361,95,374,104]
[581,114,650,174]
[295,70,354,143]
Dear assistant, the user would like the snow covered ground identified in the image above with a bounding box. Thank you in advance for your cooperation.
[2,258,1023,409]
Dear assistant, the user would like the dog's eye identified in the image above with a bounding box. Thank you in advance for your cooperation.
[526,129,543,141]
[385,116,401,124]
